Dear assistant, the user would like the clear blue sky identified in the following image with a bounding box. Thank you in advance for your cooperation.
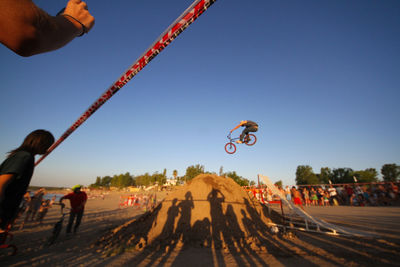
[1,0,399,187]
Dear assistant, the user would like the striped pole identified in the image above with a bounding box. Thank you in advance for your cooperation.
[36,0,217,165]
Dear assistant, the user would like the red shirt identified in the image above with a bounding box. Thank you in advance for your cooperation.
[63,191,87,212]
[346,187,354,196]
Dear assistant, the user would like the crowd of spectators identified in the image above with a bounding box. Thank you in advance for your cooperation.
[119,193,157,211]
[284,182,399,207]
[250,182,400,207]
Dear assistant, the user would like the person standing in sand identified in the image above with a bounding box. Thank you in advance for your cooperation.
[230,120,258,144]
[0,130,54,232]
[291,186,305,210]
[29,188,46,220]
[18,191,31,217]
[60,184,87,234]
[20,187,46,229]
[36,199,52,224]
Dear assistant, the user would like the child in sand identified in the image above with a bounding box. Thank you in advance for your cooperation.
[36,199,52,224]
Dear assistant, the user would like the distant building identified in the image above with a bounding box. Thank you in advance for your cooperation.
[127,186,140,192]
[165,178,178,186]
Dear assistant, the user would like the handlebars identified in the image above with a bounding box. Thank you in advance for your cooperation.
[54,202,65,208]
[54,202,68,214]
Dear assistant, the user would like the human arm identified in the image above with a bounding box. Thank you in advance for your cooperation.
[0,0,95,57]
[59,195,65,206]
[230,120,246,133]
[0,174,14,203]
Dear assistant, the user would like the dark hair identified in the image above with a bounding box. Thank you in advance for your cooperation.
[8,129,54,157]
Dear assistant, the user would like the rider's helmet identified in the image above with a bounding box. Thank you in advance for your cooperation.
[72,184,82,191]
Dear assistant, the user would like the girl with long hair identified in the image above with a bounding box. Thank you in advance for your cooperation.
[0,130,54,231]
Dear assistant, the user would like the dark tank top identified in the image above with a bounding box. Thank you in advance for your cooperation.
[243,120,258,127]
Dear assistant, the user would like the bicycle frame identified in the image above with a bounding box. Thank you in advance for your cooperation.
[227,132,241,143]
[225,132,256,154]
[227,132,252,143]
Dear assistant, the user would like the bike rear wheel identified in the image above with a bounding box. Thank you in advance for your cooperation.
[244,134,256,146]
[225,142,236,154]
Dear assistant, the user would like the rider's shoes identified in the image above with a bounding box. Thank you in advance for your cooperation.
[236,140,243,144]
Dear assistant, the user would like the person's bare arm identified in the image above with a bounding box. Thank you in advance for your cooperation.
[230,121,246,132]
[0,173,14,203]
[0,0,95,57]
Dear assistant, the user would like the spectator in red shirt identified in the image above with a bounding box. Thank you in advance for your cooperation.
[345,185,354,205]
[60,184,87,234]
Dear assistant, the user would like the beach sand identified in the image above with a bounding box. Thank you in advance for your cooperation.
[1,180,399,267]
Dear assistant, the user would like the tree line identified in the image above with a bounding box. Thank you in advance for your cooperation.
[90,164,255,188]
[295,163,400,185]
[90,163,400,189]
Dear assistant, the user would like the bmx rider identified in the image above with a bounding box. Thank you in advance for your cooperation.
[230,120,258,144]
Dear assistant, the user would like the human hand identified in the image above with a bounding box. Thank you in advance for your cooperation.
[64,0,95,34]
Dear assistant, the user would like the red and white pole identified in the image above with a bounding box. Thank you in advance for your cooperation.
[36,0,217,165]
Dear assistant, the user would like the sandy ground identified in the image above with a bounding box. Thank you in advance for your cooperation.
[1,191,399,267]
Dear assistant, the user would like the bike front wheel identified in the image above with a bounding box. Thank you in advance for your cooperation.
[225,142,236,154]
[244,134,257,146]
[46,221,62,246]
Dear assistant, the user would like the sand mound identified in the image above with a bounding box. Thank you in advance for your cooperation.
[96,174,282,255]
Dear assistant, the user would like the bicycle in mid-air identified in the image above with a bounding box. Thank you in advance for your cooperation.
[225,132,257,154]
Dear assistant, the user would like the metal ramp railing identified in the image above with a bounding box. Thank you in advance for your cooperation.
[258,174,375,237]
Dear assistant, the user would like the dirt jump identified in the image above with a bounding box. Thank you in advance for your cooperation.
[1,174,399,266]
[95,174,400,266]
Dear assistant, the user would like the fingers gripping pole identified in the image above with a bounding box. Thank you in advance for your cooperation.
[35,0,217,166]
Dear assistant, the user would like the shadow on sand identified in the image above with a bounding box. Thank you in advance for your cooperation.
[92,188,400,267]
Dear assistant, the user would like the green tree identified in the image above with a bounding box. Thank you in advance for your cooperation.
[295,165,319,185]
[152,172,167,185]
[101,176,112,187]
[92,176,101,187]
[352,168,378,183]
[274,180,283,188]
[110,173,133,188]
[331,168,353,184]
[173,170,178,180]
[319,167,332,184]
[381,164,400,182]
[135,173,152,186]
[185,164,205,181]
[224,171,250,186]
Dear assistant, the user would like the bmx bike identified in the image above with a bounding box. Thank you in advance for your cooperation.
[225,132,257,154]
[46,203,69,246]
